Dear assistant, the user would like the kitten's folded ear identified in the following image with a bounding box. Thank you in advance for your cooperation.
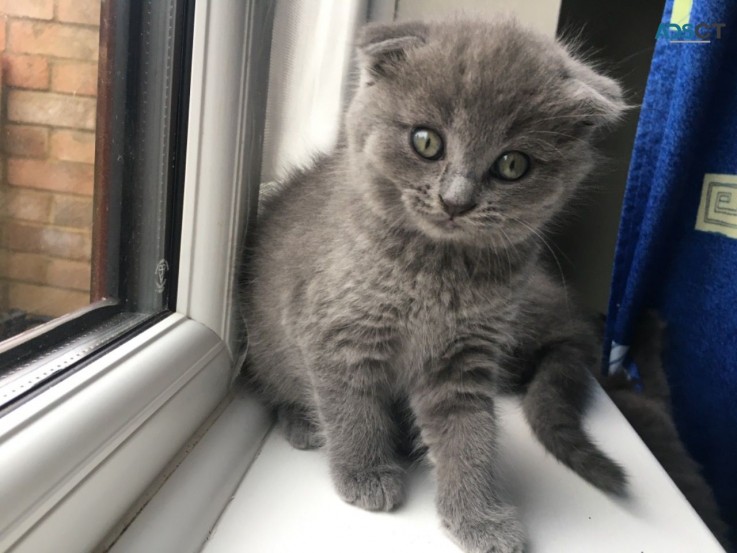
[563,54,629,128]
[357,21,428,80]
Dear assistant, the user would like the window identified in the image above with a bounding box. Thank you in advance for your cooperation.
[0,0,193,411]
[0,0,251,549]
[0,0,102,339]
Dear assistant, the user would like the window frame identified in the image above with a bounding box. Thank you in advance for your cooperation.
[0,314,231,553]
[0,0,271,550]
[0,0,195,412]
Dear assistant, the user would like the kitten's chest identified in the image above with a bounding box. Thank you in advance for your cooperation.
[310,242,527,367]
[403,267,480,319]
[385,261,522,357]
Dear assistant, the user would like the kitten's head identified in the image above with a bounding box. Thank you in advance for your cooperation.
[345,19,626,247]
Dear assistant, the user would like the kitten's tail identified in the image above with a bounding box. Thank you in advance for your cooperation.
[521,342,627,496]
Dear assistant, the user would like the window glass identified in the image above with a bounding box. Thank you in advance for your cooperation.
[0,0,193,411]
[0,0,102,339]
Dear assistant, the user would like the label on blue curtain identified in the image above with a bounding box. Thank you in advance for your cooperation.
[670,0,692,25]
[695,173,737,239]
[608,341,629,375]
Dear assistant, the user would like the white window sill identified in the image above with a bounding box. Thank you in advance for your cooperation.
[112,385,724,553]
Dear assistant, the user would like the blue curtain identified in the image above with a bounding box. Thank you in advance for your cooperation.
[605,0,737,533]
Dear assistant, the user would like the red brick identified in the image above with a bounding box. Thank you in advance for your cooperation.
[3,124,49,157]
[47,258,90,290]
[1,221,41,252]
[0,251,90,291]
[2,187,53,222]
[51,60,97,96]
[41,226,91,260]
[0,252,11,282]
[56,0,101,26]
[2,53,49,89]
[8,20,99,60]
[0,251,48,283]
[50,129,94,163]
[7,89,97,129]
[7,158,94,195]
[7,282,89,317]
[0,0,53,20]
[1,220,91,260]
[0,281,8,311]
[0,17,6,51]
[51,194,93,228]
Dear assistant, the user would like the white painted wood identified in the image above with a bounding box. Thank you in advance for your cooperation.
[202,389,723,553]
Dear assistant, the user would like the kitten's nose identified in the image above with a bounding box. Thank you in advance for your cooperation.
[439,175,477,218]
[439,194,477,217]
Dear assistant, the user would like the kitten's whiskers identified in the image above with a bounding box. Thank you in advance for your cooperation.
[508,216,571,317]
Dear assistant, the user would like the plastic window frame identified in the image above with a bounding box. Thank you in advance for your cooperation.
[0,1,273,551]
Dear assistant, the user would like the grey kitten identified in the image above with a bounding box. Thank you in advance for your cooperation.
[242,18,627,553]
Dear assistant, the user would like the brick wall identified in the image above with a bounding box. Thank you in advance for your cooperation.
[0,0,101,319]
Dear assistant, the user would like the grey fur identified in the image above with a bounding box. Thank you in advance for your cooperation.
[241,18,626,553]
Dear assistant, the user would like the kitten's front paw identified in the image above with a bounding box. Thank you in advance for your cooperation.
[442,507,525,553]
[332,464,404,511]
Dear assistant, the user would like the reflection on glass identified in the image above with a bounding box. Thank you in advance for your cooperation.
[0,0,102,341]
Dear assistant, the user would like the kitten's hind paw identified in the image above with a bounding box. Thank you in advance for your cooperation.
[332,464,405,511]
[277,405,324,450]
[442,507,526,553]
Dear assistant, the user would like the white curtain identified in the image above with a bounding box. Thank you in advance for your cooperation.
[260,0,368,182]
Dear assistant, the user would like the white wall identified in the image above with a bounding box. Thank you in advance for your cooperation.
[394,0,561,37]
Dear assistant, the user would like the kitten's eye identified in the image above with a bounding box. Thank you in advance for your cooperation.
[411,128,444,160]
[492,151,530,181]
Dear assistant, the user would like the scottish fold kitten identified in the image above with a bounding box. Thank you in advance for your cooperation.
[242,19,627,553]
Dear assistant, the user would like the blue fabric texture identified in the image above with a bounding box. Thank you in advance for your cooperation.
[605,0,737,533]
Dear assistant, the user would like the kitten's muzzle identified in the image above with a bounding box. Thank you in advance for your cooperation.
[439,195,476,217]
[439,175,478,218]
